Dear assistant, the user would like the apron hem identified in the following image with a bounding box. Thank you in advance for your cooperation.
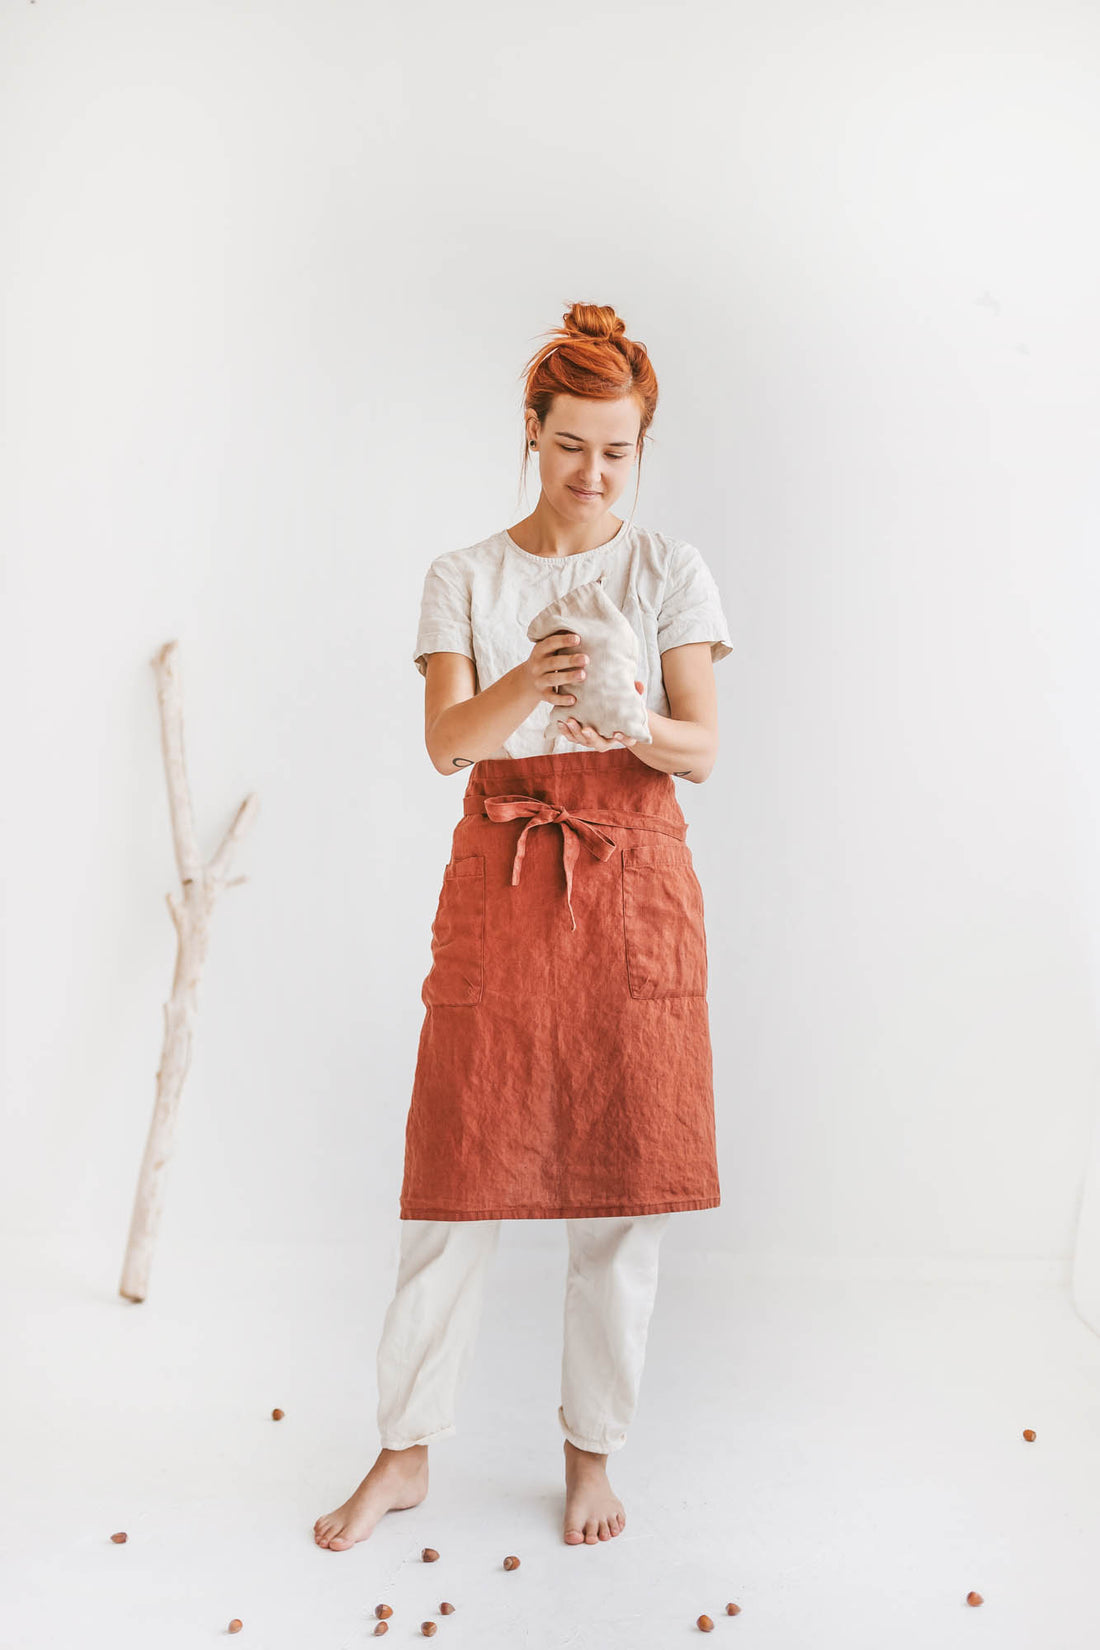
[399,1194,721,1221]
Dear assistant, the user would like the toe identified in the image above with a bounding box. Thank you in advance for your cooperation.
[584,1519,599,1543]
[598,1519,610,1540]
[564,1527,584,1544]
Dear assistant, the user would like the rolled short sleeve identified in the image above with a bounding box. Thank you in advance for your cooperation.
[413,558,475,677]
[657,540,733,662]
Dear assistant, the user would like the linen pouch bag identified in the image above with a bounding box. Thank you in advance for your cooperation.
[525,574,652,747]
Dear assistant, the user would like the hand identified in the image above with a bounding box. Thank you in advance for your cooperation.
[560,681,647,750]
[524,631,586,707]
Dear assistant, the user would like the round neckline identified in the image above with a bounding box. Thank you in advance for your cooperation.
[502,518,631,562]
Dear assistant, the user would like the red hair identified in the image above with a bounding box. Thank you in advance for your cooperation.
[516,301,659,522]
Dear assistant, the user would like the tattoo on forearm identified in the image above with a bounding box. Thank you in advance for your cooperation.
[451,756,474,768]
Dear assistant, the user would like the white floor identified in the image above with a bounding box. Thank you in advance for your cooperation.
[2,1232,1099,1650]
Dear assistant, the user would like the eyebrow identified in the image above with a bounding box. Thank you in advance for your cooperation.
[554,431,635,446]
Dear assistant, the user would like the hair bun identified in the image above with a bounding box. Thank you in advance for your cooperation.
[563,302,626,345]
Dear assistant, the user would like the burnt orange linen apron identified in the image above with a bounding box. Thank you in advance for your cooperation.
[399,746,721,1221]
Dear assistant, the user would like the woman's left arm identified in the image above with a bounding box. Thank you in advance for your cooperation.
[630,642,718,784]
[559,640,719,783]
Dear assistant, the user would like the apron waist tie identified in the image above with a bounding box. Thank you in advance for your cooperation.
[466,792,686,933]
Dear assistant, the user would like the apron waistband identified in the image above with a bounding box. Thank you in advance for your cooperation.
[463,792,687,932]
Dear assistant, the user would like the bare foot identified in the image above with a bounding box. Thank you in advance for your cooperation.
[314,1444,429,1550]
[562,1438,626,1545]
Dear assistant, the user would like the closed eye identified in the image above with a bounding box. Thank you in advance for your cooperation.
[559,446,627,458]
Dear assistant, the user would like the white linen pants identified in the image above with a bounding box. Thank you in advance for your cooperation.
[376,1213,670,1454]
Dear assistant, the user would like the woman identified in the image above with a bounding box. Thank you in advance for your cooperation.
[315,302,732,1552]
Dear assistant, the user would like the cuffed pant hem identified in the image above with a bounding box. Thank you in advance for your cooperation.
[557,1403,626,1454]
[379,1422,456,1449]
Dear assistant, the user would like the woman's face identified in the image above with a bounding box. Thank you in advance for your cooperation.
[528,394,642,518]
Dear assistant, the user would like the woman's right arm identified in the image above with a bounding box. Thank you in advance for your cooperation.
[423,635,588,774]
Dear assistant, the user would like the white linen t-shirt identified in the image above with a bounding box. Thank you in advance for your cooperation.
[412,519,733,760]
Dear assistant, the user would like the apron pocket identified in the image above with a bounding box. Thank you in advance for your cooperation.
[621,841,708,1000]
[422,853,486,1006]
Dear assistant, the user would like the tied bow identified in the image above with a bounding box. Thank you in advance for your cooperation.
[481,793,618,932]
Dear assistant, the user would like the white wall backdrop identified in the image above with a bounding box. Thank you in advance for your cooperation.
[3,0,1098,1276]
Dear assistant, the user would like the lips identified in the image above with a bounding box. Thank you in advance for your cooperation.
[571,487,601,498]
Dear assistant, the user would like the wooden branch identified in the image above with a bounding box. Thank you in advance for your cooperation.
[119,640,259,1303]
